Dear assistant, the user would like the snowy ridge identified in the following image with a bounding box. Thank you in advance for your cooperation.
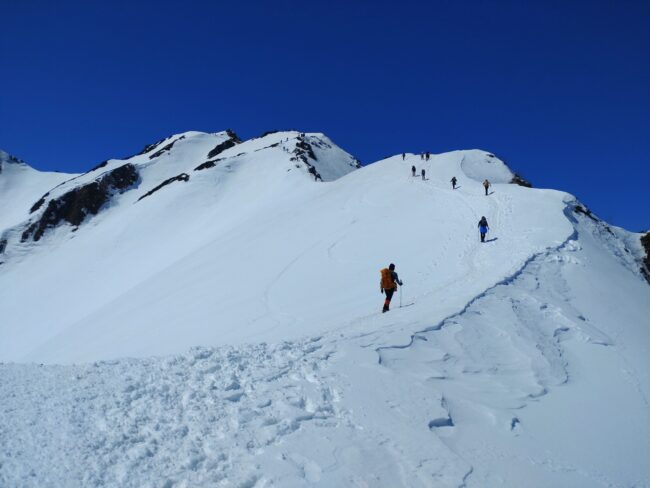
[1,134,649,487]
[377,217,580,365]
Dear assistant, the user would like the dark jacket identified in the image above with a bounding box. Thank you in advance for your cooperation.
[391,271,403,286]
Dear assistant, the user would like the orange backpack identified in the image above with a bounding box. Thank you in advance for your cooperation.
[380,268,395,290]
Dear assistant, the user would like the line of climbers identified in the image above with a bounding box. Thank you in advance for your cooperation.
[379,154,498,313]
[405,154,493,196]
[402,152,432,161]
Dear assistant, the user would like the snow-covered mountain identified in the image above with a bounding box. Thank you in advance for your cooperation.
[1,131,648,487]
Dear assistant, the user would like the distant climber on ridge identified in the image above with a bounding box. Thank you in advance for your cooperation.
[478,216,489,242]
[421,168,426,181]
[483,179,491,196]
[451,176,457,189]
[402,153,406,161]
[411,165,416,177]
[380,263,403,313]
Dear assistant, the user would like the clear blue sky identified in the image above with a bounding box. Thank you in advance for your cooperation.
[1,0,648,231]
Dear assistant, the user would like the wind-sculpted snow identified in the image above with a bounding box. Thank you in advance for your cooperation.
[459,150,514,184]
[373,226,649,486]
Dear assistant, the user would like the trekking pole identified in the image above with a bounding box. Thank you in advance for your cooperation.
[399,285,403,308]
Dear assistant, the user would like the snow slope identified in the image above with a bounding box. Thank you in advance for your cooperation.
[0,135,648,487]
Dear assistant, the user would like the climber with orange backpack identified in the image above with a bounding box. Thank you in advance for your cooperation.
[380,263,403,313]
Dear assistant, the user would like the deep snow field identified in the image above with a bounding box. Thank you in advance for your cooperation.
[1,132,649,487]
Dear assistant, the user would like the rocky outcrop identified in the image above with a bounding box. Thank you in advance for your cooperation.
[207,130,241,159]
[290,135,325,181]
[137,173,190,202]
[574,204,600,223]
[225,129,241,143]
[485,153,532,187]
[0,153,27,174]
[641,232,650,283]
[149,136,186,160]
[194,159,224,171]
[510,173,532,188]
[30,193,49,214]
[134,136,171,157]
[293,138,317,163]
[21,164,139,242]
[573,204,616,236]
[0,238,7,254]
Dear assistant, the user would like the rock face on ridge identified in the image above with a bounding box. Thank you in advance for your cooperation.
[641,232,650,283]
[21,164,139,242]
[207,129,241,159]
[510,173,532,188]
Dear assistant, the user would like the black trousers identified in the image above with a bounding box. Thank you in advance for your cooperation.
[383,288,395,311]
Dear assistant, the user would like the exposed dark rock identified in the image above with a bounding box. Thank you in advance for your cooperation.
[207,140,238,159]
[294,139,317,162]
[136,136,170,156]
[0,153,26,174]
[225,129,242,143]
[573,204,615,236]
[641,232,650,283]
[137,173,190,202]
[254,143,280,152]
[308,165,322,181]
[149,136,186,160]
[291,136,324,180]
[194,159,224,171]
[0,238,7,254]
[308,138,332,150]
[21,164,139,242]
[207,132,241,159]
[510,173,533,188]
[487,153,532,187]
[259,130,279,138]
[30,192,49,214]
[574,205,599,222]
